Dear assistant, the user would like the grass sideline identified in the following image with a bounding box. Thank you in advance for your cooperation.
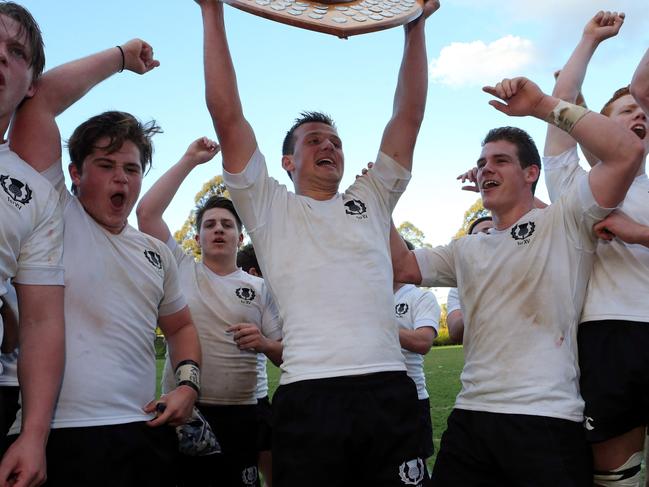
[156,345,464,469]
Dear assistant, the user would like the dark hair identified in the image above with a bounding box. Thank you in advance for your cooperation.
[237,243,260,276]
[281,111,336,180]
[0,2,45,80]
[482,126,541,194]
[468,215,493,235]
[67,111,161,194]
[601,86,630,117]
[403,239,415,251]
[195,195,242,234]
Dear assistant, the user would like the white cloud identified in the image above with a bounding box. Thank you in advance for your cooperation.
[429,35,537,87]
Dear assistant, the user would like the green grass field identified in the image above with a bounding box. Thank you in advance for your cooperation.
[158,345,465,469]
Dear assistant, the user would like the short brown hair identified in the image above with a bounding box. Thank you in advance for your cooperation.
[67,111,162,193]
[601,86,630,117]
[0,2,45,80]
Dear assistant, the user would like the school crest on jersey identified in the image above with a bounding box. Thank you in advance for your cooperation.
[241,466,258,485]
[398,458,425,485]
[395,302,409,317]
[236,287,256,304]
[1,174,32,208]
[510,221,535,245]
[144,250,163,270]
[344,199,367,219]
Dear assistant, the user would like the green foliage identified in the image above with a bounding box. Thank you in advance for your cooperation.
[454,198,490,239]
[433,303,453,346]
[397,220,432,248]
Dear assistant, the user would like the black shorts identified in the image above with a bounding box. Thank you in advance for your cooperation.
[431,409,592,487]
[15,421,178,487]
[578,320,649,442]
[177,403,260,487]
[417,398,433,459]
[272,371,428,487]
[256,396,272,452]
[0,386,19,455]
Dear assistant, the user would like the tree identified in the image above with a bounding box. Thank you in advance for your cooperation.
[453,197,489,239]
[173,175,229,259]
[397,220,432,248]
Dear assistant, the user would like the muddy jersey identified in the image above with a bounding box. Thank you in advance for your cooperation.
[161,238,281,405]
[11,163,186,432]
[414,172,610,421]
[545,146,649,324]
[224,149,409,385]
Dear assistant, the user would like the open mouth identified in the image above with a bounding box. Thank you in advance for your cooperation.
[481,180,500,190]
[631,124,646,140]
[316,158,335,167]
[110,192,125,209]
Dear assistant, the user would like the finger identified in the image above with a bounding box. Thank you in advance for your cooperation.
[142,399,158,413]
[461,185,480,193]
[482,85,497,96]
[502,79,514,98]
[487,100,510,114]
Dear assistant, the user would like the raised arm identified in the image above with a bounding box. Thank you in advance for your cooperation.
[630,48,649,115]
[197,0,256,173]
[10,40,158,172]
[379,0,439,171]
[484,77,644,208]
[137,137,220,242]
[545,11,624,158]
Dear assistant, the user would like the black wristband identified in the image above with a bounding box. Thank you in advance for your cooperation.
[116,45,125,73]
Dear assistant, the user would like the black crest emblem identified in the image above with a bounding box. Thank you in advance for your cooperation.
[395,303,409,317]
[1,174,32,205]
[144,250,163,269]
[344,199,367,216]
[510,221,536,241]
[236,287,256,302]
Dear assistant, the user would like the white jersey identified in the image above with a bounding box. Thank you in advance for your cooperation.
[545,146,649,324]
[0,280,18,386]
[0,143,64,368]
[446,288,461,314]
[414,172,609,422]
[11,163,186,433]
[161,238,281,405]
[224,149,409,385]
[255,354,269,399]
[394,284,440,400]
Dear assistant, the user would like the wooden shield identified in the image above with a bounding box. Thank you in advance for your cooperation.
[222,0,423,38]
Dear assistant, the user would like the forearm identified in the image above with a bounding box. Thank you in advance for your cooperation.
[446,311,464,344]
[390,221,422,284]
[0,297,18,353]
[136,157,194,238]
[16,286,64,443]
[260,340,282,367]
[631,48,649,114]
[398,328,433,355]
[200,2,256,165]
[166,323,201,369]
[553,36,599,101]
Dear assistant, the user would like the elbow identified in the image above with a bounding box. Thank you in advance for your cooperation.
[135,202,151,227]
[629,83,649,112]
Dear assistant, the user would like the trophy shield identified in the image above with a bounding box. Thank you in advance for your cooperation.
[221,0,423,38]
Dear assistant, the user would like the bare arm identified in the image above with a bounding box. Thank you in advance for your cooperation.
[146,306,201,427]
[631,48,649,115]
[545,11,624,157]
[593,210,649,247]
[0,295,18,353]
[399,327,435,355]
[137,137,220,242]
[390,220,422,284]
[10,40,158,172]
[484,77,644,208]
[379,1,439,170]
[197,0,257,173]
[446,309,464,344]
[0,285,64,487]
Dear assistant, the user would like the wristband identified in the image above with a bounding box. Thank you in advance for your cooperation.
[116,45,125,73]
[175,359,200,395]
[546,99,590,134]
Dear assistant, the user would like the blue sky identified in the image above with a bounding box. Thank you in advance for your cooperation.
[19,0,649,253]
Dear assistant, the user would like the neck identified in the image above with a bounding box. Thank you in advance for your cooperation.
[202,254,238,276]
[491,198,535,231]
[294,179,339,201]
